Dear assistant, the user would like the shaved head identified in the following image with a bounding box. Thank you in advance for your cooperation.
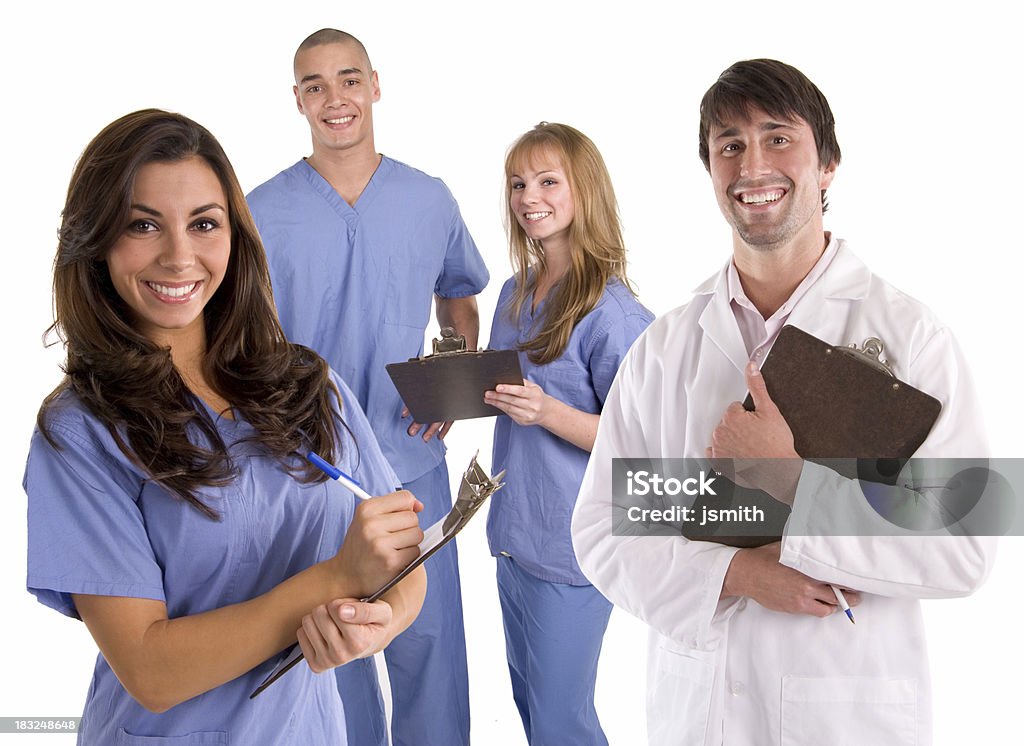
[294,28,372,78]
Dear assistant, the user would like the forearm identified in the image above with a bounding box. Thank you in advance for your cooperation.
[376,566,427,649]
[75,557,357,712]
[436,295,480,350]
[540,397,599,452]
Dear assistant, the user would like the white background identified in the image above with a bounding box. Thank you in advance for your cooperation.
[1,1,1020,743]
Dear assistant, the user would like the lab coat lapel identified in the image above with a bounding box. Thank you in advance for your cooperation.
[696,266,749,376]
[784,240,872,345]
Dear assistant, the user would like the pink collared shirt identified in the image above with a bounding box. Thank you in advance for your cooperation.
[727,234,839,363]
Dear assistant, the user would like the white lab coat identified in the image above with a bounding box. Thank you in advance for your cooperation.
[571,239,994,745]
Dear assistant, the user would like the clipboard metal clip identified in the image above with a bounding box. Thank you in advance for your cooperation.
[443,450,506,533]
[831,336,894,377]
[428,327,467,356]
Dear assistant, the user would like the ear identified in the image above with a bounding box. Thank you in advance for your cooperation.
[370,71,381,103]
[293,85,304,115]
[819,159,837,190]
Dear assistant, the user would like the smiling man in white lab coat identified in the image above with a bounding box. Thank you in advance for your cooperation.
[571,59,994,745]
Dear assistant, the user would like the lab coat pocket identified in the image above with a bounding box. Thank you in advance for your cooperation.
[781,676,917,746]
[648,645,714,746]
[383,257,435,329]
[115,728,227,744]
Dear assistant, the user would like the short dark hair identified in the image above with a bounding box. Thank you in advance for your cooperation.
[698,59,841,210]
[294,28,372,73]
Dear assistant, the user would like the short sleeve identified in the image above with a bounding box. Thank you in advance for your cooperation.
[24,420,165,619]
[433,198,489,299]
[330,372,402,498]
[587,301,655,406]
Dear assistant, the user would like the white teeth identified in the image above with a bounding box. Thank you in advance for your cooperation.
[148,282,197,298]
[740,191,783,205]
[326,116,354,124]
[525,212,551,220]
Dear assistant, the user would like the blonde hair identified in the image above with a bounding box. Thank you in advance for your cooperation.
[504,122,635,365]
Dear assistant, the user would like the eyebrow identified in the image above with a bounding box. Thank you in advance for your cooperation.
[713,121,795,140]
[130,203,226,217]
[299,67,364,85]
[510,170,559,179]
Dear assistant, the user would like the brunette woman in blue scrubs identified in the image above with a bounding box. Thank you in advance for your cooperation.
[24,109,425,745]
[484,122,653,745]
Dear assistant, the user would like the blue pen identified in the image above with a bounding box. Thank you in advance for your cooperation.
[307,452,374,501]
[831,584,855,624]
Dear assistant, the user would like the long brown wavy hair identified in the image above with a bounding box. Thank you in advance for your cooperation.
[40,109,344,518]
[504,122,635,365]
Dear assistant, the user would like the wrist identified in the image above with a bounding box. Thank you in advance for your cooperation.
[721,549,749,599]
[536,393,557,429]
[322,555,359,601]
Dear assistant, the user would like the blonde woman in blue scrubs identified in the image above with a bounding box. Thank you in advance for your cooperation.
[484,122,654,745]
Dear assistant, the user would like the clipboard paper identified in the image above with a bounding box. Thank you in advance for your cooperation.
[249,453,505,698]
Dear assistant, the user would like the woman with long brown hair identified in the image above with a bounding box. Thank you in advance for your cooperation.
[483,122,654,744]
[24,109,425,744]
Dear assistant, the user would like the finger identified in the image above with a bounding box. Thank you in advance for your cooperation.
[299,612,328,670]
[421,421,443,441]
[841,590,862,607]
[407,421,423,437]
[483,395,514,416]
[745,361,774,411]
[297,626,322,673]
[359,491,423,515]
[358,510,424,539]
[438,420,454,439]
[312,602,345,641]
[327,599,392,628]
[493,384,527,397]
[401,406,410,418]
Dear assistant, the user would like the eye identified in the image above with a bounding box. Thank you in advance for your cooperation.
[344,78,359,86]
[191,217,220,232]
[771,135,789,145]
[542,178,557,187]
[721,143,741,155]
[306,85,322,94]
[511,182,525,190]
[128,219,158,233]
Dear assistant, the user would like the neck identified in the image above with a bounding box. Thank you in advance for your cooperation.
[532,241,572,309]
[148,321,227,411]
[732,228,830,319]
[307,145,382,206]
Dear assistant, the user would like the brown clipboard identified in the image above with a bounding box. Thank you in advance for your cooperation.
[386,338,523,423]
[688,325,942,547]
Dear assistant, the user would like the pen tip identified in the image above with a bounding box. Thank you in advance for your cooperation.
[845,609,856,624]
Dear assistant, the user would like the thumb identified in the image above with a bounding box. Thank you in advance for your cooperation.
[745,361,775,412]
[329,599,389,626]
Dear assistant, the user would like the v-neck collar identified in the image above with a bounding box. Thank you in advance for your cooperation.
[296,155,390,220]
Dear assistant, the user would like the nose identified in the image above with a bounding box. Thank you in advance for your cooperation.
[325,83,344,109]
[520,182,540,205]
[158,229,196,273]
[739,141,771,178]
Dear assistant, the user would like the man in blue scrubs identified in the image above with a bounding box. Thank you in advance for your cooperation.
[247,28,488,746]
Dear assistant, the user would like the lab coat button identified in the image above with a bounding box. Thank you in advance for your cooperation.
[729,680,745,696]
[499,551,512,557]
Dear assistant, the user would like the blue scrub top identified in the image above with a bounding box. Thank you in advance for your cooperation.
[487,276,653,585]
[247,157,489,483]
[24,374,398,745]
